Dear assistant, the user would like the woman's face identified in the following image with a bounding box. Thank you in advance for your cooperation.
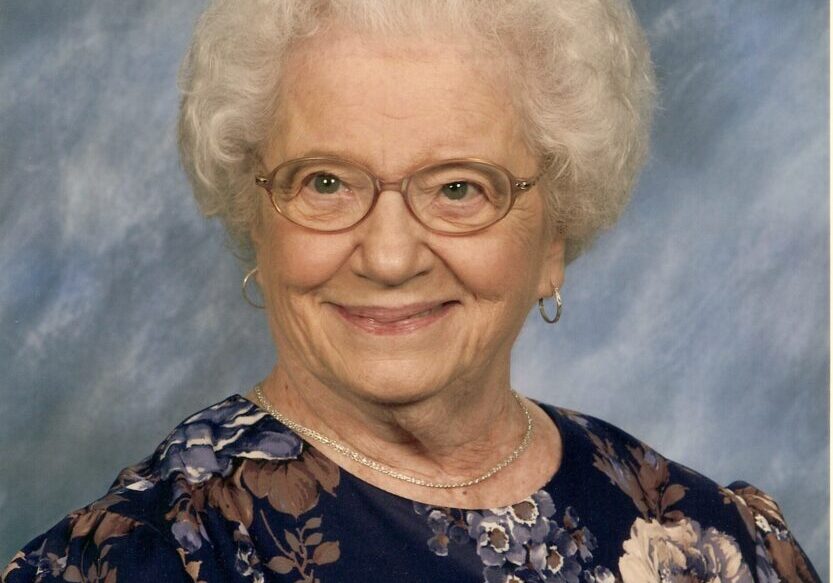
[253,31,565,405]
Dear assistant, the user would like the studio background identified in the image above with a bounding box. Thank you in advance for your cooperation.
[0,1,828,577]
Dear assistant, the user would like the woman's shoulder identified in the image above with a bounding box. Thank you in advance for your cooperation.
[2,507,191,582]
[539,402,820,582]
[95,392,305,530]
[543,402,743,493]
[2,394,306,583]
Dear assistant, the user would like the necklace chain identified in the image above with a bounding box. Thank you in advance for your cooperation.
[253,383,534,489]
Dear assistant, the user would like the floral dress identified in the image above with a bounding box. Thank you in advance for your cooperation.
[2,394,820,583]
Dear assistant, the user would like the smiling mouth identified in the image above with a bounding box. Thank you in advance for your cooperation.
[332,301,458,335]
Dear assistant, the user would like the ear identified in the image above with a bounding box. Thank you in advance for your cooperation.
[536,237,566,299]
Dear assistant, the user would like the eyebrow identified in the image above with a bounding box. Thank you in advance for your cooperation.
[293,148,373,165]
[289,147,486,177]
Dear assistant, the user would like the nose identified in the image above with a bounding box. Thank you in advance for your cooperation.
[352,189,431,286]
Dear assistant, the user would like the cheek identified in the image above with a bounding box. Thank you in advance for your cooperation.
[258,227,353,292]
[443,233,544,302]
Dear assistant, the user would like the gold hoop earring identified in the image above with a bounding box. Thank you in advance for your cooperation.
[242,267,265,309]
[538,287,562,324]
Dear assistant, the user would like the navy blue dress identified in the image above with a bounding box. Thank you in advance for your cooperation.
[2,394,820,582]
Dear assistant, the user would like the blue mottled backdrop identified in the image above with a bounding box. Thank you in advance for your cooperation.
[0,1,828,577]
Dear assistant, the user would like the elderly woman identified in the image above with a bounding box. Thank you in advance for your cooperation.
[2,1,820,582]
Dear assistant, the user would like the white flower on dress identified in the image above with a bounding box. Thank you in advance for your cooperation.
[618,517,753,583]
[754,514,773,533]
[124,478,154,491]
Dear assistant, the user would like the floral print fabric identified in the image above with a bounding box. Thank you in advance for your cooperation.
[2,395,820,582]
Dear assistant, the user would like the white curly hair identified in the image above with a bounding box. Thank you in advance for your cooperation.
[178,0,656,264]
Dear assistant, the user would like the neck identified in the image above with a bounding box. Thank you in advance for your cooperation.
[256,362,528,483]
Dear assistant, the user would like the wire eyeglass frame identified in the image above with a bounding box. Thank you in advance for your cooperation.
[254,156,545,235]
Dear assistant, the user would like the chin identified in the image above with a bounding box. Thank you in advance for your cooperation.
[335,365,449,407]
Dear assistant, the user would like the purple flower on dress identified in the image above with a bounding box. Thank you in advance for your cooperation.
[562,507,597,561]
[426,509,452,556]
[29,540,66,578]
[171,518,207,553]
[494,491,557,545]
[234,539,264,583]
[34,555,66,578]
[582,566,616,583]
[414,505,469,556]
[468,510,528,567]
[484,565,540,583]
[528,523,583,583]
[416,493,600,582]
[233,524,265,583]
[157,397,302,484]
[427,509,469,556]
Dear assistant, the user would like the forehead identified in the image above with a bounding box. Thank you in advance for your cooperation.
[270,30,529,174]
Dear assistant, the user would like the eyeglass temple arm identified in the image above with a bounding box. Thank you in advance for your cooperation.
[514,179,536,191]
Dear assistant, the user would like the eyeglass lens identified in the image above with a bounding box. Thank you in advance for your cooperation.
[269,159,513,233]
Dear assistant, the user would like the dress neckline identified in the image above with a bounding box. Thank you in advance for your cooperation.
[233,392,571,512]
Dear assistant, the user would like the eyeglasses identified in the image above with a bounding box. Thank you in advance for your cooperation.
[254,156,543,235]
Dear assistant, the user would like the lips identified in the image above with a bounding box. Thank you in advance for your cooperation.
[332,301,458,334]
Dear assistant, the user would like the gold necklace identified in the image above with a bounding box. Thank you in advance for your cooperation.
[253,382,534,489]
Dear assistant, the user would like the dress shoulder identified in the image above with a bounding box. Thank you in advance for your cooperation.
[723,481,821,582]
[2,395,306,583]
[542,404,821,582]
[1,505,191,582]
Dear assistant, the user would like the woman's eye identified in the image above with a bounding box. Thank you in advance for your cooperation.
[441,181,472,200]
[312,173,342,194]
